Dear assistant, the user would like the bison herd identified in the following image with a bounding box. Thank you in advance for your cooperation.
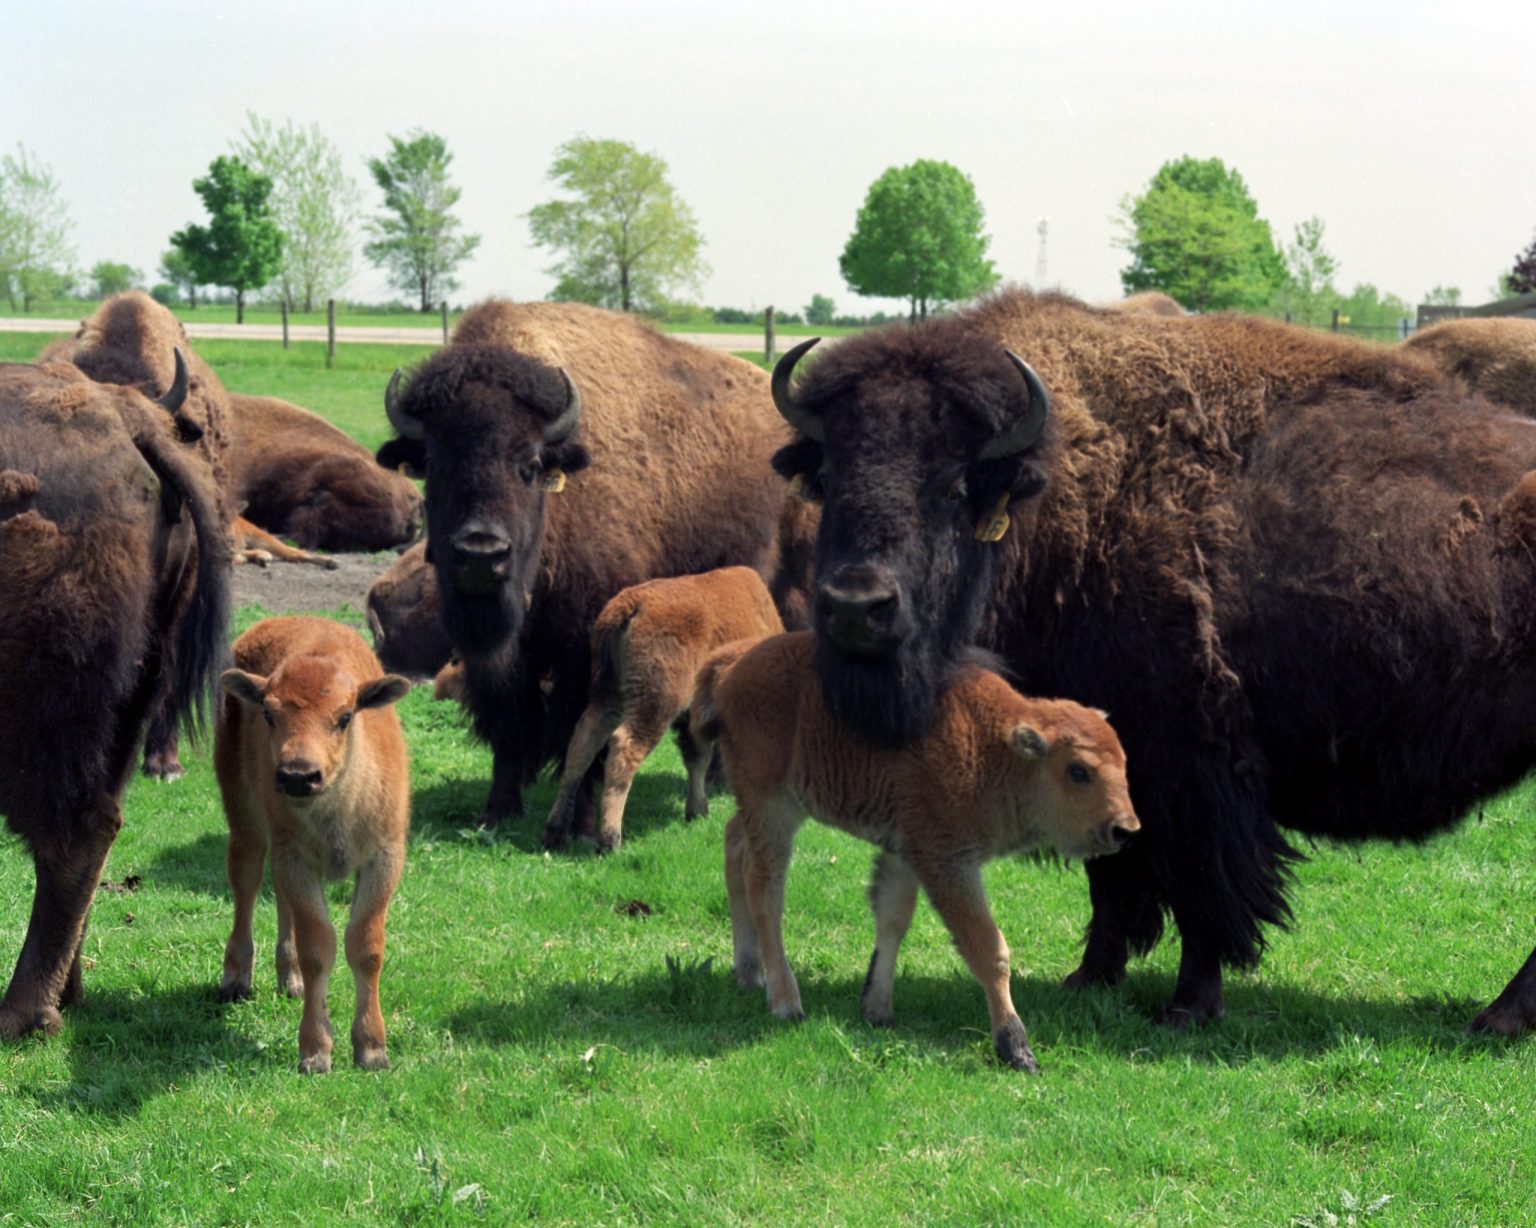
[3,287,1536,1070]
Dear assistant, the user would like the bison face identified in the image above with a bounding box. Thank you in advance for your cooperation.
[376,348,590,660]
[770,333,1051,746]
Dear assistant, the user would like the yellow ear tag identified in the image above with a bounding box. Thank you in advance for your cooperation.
[788,473,808,499]
[397,463,411,476]
[540,469,567,493]
[975,492,1011,543]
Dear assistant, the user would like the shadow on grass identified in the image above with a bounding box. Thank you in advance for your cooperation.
[141,831,228,897]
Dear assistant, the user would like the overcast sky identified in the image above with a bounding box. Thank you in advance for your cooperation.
[5,0,1533,315]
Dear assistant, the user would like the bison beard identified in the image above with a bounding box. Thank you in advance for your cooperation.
[773,289,1536,1035]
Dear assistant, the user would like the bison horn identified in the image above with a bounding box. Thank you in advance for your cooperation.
[977,351,1050,460]
[384,368,424,441]
[155,347,189,415]
[542,369,583,443]
[771,337,825,442]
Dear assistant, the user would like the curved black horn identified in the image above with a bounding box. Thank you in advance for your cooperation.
[978,351,1050,460]
[384,368,424,441]
[771,337,825,442]
[542,369,583,443]
[155,347,189,415]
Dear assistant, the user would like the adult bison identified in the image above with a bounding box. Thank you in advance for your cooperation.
[229,392,421,551]
[0,360,229,1038]
[1403,316,1536,418]
[770,288,1536,1034]
[376,299,791,829]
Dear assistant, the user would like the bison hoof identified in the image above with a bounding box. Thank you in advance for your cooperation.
[595,832,622,856]
[142,756,185,782]
[354,1046,390,1071]
[217,981,253,1004]
[861,1004,896,1028]
[1063,962,1126,991]
[298,1052,333,1075]
[0,1001,64,1040]
[994,1021,1039,1073]
[280,976,304,1000]
[1468,1001,1536,1037]
[322,558,340,571]
[770,1000,805,1023]
[1153,999,1224,1030]
[542,825,571,852]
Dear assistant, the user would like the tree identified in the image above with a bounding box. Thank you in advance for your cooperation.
[90,260,141,299]
[0,145,76,312]
[158,247,201,308]
[1508,230,1536,295]
[1335,283,1414,337]
[527,137,708,315]
[169,156,284,323]
[1273,215,1339,325]
[235,114,361,312]
[364,131,480,313]
[1423,285,1462,307]
[804,293,836,326]
[839,159,998,320]
[1118,156,1284,312]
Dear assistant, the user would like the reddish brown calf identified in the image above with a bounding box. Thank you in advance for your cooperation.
[544,566,784,853]
[215,616,412,1073]
[696,631,1138,1071]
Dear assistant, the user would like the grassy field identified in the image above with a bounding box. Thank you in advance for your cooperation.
[2,334,1535,1225]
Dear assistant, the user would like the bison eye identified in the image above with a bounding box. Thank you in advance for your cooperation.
[337,712,353,732]
[1068,763,1091,785]
[517,461,541,486]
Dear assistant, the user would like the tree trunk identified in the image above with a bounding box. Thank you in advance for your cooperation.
[236,290,245,324]
[189,285,197,310]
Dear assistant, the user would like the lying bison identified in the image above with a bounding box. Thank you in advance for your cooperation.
[0,359,229,1038]
[1403,316,1536,418]
[770,288,1536,1033]
[376,299,791,826]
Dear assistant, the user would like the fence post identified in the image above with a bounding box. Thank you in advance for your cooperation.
[764,306,776,365]
[1331,308,1340,333]
[326,299,336,370]
[281,299,289,350]
[441,300,449,343]
[1284,311,1292,325]
[1399,317,1410,340]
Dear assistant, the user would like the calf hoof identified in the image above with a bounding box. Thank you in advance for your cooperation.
[321,557,340,571]
[354,1046,391,1071]
[770,1000,805,1023]
[217,981,253,1004]
[684,799,708,822]
[595,831,622,856]
[733,955,763,990]
[993,1021,1039,1073]
[280,975,304,1000]
[0,1001,64,1040]
[861,1003,896,1028]
[298,1052,333,1075]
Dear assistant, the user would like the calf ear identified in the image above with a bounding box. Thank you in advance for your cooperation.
[1009,724,1049,760]
[221,669,268,706]
[357,675,413,710]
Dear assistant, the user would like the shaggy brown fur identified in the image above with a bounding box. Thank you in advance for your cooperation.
[0,360,229,1039]
[1103,291,1186,317]
[216,617,411,1073]
[377,299,794,827]
[543,566,784,851]
[698,631,1137,1071]
[366,541,453,680]
[1403,317,1536,417]
[229,392,422,551]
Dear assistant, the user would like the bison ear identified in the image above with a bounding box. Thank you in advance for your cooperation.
[1009,724,1049,760]
[542,440,590,477]
[357,675,413,710]
[772,438,821,484]
[377,437,426,480]
[221,669,268,707]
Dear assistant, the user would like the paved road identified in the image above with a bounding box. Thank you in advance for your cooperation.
[0,316,769,353]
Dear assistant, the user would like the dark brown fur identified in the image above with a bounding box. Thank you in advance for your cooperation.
[1403,317,1536,417]
[366,541,454,679]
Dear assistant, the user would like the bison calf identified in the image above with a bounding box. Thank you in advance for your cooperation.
[698,631,1138,1072]
[544,566,784,852]
[215,616,412,1073]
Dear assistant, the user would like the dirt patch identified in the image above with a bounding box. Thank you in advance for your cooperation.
[231,548,400,620]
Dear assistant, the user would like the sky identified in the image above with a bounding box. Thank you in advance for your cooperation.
[4,0,1534,316]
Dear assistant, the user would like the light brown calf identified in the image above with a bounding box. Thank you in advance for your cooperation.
[695,631,1139,1072]
[215,616,412,1073]
[232,514,338,569]
[543,566,784,853]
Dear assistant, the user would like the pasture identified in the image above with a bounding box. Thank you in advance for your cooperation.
[1,334,1534,1225]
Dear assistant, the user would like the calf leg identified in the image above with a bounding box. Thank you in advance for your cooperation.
[594,703,674,853]
[544,702,619,850]
[1469,945,1536,1036]
[273,882,303,998]
[861,851,920,1026]
[677,717,712,822]
[723,814,760,988]
[0,794,122,1040]
[916,858,1038,1073]
[219,795,268,1003]
[740,795,806,1020]
[272,849,335,1073]
[346,848,403,1070]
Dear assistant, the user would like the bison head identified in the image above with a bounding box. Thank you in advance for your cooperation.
[375,347,590,660]
[770,324,1051,746]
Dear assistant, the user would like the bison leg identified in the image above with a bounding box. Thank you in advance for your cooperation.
[272,847,335,1073]
[593,704,673,853]
[0,795,122,1040]
[723,813,762,989]
[916,858,1038,1073]
[141,701,184,781]
[478,750,525,828]
[1157,921,1227,1028]
[346,847,403,1071]
[1065,846,1163,990]
[544,702,619,850]
[1469,946,1536,1037]
[741,795,807,1020]
[861,851,920,1027]
[677,717,713,822]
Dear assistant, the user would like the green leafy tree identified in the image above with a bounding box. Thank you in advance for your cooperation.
[1118,156,1284,312]
[169,155,284,323]
[1423,285,1462,307]
[236,114,361,312]
[158,247,201,308]
[1336,283,1414,337]
[90,260,141,298]
[527,136,708,315]
[0,144,76,311]
[804,293,836,326]
[1507,230,1536,295]
[1273,216,1339,325]
[364,131,480,313]
[839,159,998,320]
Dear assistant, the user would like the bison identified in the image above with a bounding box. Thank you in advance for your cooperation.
[375,299,792,827]
[696,631,1138,1071]
[0,359,229,1039]
[1403,316,1536,418]
[216,616,412,1073]
[366,541,454,680]
[229,392,422,552]
[543,566,784,851]
[769,287,1536,1033]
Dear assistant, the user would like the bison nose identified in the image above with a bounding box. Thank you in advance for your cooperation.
[449,529,512,595]
[276,762,325,798]
[818,570,902,657]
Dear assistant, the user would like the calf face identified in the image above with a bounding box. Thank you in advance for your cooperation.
[1005,707,1138,860]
